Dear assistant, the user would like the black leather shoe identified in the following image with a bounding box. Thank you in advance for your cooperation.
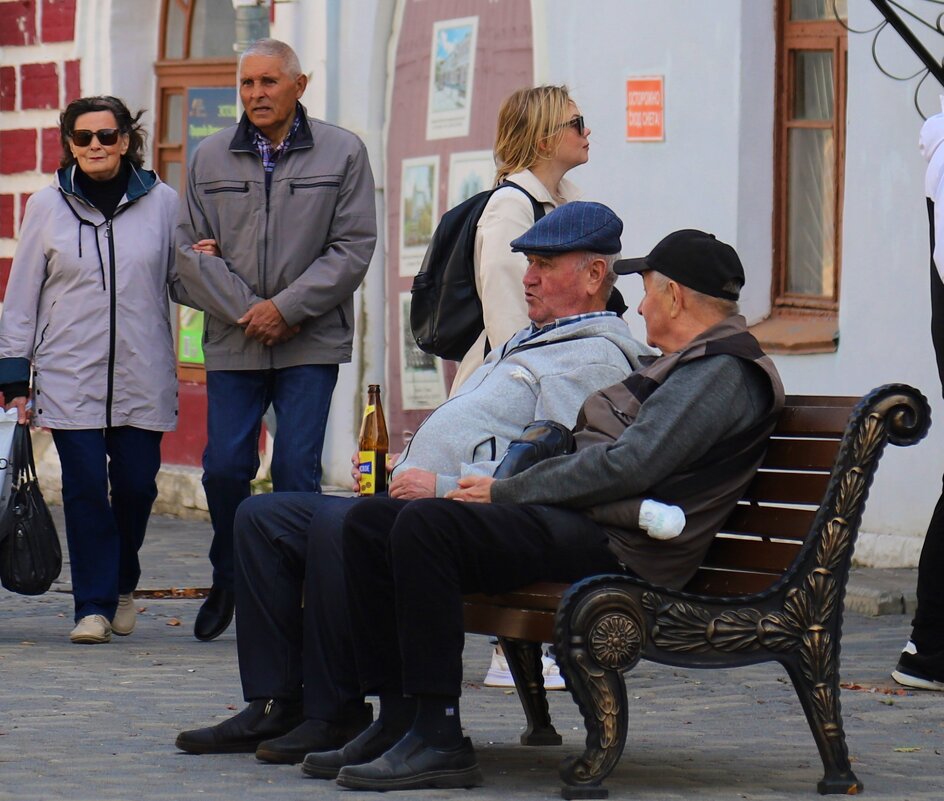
[301,719,404,779]
[194,585,235,642]
[335,732,483,790]
[175,699,303,755]
[255,702,373,764]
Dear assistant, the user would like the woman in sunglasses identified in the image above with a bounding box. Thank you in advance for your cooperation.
[0,95,194,644]
[450,85,594,392]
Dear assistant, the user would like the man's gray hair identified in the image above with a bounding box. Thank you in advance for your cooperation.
[240,38,302,78]
[575,252,619,297]
[650,270,739,316]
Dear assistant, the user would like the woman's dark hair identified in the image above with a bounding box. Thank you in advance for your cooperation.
[58,95,147,169]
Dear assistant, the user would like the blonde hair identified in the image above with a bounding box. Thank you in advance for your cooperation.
[494,85,574,185]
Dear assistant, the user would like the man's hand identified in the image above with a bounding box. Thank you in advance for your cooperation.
[389,468,437,500]
[351,451,400,494]
[192,238,221,257]
[445,475,495,504]
[238,299,300,347]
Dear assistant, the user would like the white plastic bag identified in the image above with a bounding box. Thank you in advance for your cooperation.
[0,407,20,511]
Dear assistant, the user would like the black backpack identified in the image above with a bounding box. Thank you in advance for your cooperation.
[410,182,545,361]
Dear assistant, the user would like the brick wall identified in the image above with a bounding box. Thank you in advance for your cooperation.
[0,0,79,301]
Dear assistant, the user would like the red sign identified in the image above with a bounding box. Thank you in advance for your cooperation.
[626,77,664,142]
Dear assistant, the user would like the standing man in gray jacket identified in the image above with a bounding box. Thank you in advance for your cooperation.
[176,38,377,641]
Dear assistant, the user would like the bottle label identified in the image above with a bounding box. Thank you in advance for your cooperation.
[358,450,386,495]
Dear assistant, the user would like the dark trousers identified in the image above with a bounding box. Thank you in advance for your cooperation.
[234,492,362,721]
[342,496,622,698]
[51,427,162,621]
[912,233,944,652]
[203,365,338,590]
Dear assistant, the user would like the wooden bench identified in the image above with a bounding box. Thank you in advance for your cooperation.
[463,384,930,799]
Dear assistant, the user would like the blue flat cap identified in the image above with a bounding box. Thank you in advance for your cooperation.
[510,201,623,255]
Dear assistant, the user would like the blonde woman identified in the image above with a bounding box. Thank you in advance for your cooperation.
[451,85,591,391]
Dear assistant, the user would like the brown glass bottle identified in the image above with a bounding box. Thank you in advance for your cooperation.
[357,384,389,495]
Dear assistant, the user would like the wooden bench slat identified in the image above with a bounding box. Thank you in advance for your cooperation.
[722,504,816,540]
[684,567,782,596]
[762,438,842,470]
[700,536,803,572]
[741,471,830,504]
[463,604,554,642]
[774,406,852,437]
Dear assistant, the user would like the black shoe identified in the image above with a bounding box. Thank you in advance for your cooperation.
[301,719,404,780]
[256,703,373,764]
[194,586,235,642]
[335,732,483,791]
[175,699,304,755]
[892,642,944,691]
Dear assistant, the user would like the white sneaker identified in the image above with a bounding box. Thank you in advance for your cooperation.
[70,614,112,644]
[483,648,514,687]
[483,647,566,690]
[111,593,136,636]
[542,653,566,691]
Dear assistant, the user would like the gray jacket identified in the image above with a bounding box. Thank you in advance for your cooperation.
[394,314,653,496]
[0,166,186,430]
[176,107,377,370]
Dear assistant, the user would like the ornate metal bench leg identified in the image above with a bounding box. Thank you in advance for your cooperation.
[781,656,863,794]
[555,583,643,799]
[499,637,562,746]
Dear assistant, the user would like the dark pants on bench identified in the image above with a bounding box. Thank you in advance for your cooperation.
[342,496,622,698]
[234,492,363,722]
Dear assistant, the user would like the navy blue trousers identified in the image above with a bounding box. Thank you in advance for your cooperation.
[233,492,363,722]
[51,427,162,621]
[203,365,338,590]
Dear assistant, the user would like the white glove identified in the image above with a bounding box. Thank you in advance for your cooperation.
[639,499,686,540]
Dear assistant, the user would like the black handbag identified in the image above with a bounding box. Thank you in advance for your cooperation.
[492,420,576,479]
[0,424,62,595]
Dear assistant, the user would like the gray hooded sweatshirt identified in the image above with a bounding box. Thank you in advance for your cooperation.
[393,313,653,496]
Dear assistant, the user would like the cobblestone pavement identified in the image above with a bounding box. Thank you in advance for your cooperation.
[0,511,941,801]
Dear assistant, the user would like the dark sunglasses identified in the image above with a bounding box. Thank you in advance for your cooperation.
[561,115,585,134]
[70,128,122,147]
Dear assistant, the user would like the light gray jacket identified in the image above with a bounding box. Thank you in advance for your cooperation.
[176,107,377,370]
[394,314,653,496]
[0,166,187,430]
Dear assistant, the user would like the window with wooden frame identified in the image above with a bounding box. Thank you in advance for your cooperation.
[764,0,847,352]
[155,0,238,381]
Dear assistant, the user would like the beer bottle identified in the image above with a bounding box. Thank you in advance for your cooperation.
[358,384,389,495]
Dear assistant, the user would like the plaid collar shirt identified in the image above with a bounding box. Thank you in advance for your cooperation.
[250,107,302,173]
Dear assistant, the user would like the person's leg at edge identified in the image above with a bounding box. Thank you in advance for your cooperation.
[197,369,270,641]
[269,363,339,493]
[334,498,620,789]
[51,429,117,635]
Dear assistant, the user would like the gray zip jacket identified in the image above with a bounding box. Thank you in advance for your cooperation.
[393,314,654,496]
[176,106,377,370]
[0,165,187,430]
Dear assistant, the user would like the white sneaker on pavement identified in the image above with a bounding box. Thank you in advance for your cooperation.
[111,593,136,636]
[70,614,112,644]
[483,647,566,690]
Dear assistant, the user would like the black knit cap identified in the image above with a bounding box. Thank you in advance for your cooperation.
[614,229,744,301]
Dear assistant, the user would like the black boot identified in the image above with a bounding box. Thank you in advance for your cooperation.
[175,699,303,754]
[255,702,373,764]
[194,585,235,642]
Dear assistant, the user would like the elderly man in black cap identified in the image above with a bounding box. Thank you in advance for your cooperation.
[176,201,656,763]
[322,229,785,791]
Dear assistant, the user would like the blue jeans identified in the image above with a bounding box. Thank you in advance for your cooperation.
[203,365,339,590]
[51,427,163,621]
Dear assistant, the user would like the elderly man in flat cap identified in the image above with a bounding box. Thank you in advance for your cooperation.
[176,202,656,762]
[325,229,785,791]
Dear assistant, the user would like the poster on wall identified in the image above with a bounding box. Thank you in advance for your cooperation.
[426,16,479,140]
[625,76,665,142]
[399,155,440,277]
[399,292,447,410]
[447,150,494,208]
